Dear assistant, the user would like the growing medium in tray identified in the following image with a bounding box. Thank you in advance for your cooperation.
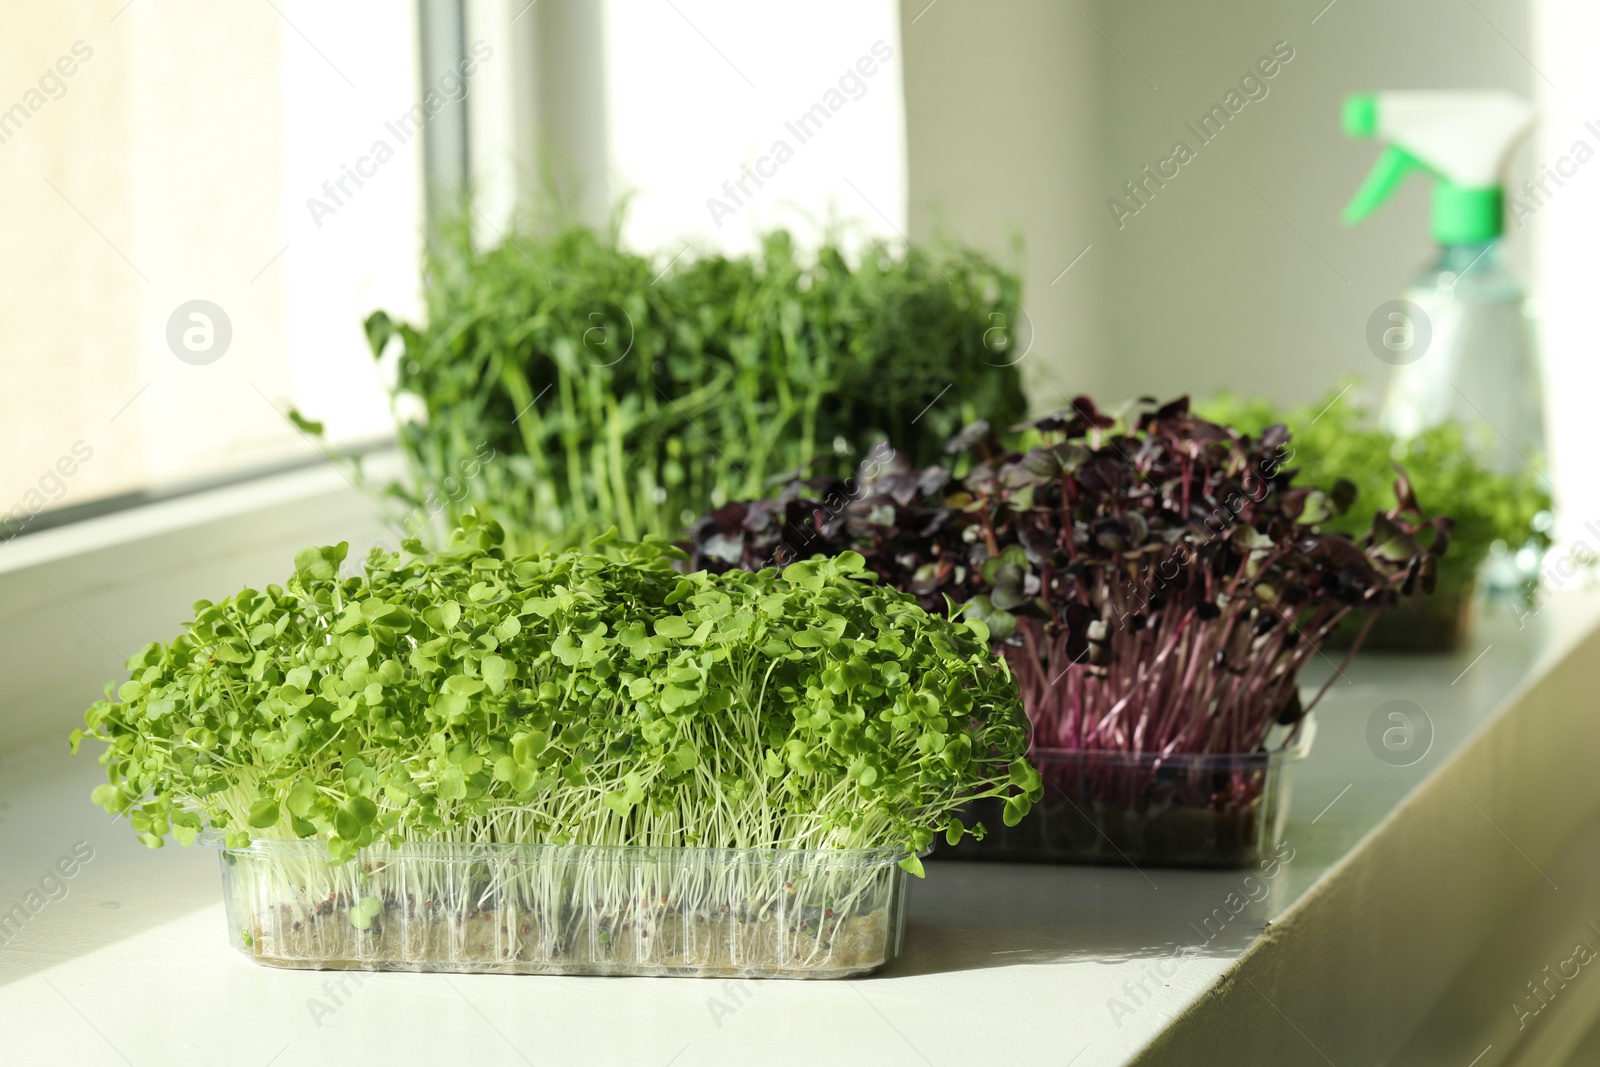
[72,513,1038,975]
[687,396,1451,865]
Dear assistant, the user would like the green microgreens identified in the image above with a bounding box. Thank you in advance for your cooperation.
[1201,384,1551,604]
[360,221,1029,552]
[71,512,1038,871]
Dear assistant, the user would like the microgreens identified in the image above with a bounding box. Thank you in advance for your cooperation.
[359,221,1028,552]
[71,513,1038,870]
[1201,384,1551,606]
[687,395,1452,758]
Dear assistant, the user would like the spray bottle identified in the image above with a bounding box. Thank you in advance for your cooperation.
[1343,90,1546,593]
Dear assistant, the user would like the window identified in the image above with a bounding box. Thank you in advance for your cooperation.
[1,2,416,531]
[601,0,907,256]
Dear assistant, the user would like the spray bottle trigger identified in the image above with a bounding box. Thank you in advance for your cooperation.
[1343,146,1436,226]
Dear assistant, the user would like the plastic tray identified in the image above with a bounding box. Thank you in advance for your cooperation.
[950,720,1314,868]
[210,837,911,979]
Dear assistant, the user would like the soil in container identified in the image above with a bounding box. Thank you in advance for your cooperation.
[1325,585,1473,653]
[944,751,1293,868]
[240,899,893,977]
[219,844,906,978]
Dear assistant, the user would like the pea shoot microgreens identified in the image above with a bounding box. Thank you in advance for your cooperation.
[72,513,1038,875]
[357,222,1029,552]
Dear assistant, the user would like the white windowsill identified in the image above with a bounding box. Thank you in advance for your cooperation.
[3,520,1597,1064]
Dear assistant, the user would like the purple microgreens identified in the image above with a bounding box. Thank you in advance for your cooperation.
[686,394,1451,762]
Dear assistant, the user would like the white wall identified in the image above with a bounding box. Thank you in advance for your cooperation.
[1532,0,1600,541]
[898,0,1105,408]
[1095,0,1535,408]
[604,0,907,256]
[900,0,1538,414]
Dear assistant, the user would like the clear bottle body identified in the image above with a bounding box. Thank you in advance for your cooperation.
[1381,242,1548,597]
[1381,242,1545,473]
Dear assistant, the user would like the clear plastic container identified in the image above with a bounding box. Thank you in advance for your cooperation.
[949,721,1314,868]
[209,837,911,979]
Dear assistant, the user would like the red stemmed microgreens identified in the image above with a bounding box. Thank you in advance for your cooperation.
[687,395,1452,759]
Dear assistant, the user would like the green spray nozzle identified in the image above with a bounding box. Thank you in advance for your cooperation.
[1341,91,1535,244]
[1342,145,1435,226]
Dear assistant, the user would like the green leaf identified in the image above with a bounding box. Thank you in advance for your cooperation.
[669,741,700,775]
[287,408,325,436]
[349,895,382,930]
[172,811,202,846]
[551,634,584,665]
[212,641,252,664]
[442,674,486,697]
[339,633,376,660]
[602,771,646,818]
[436,766,466,801]
[286,779,321,818]
[782,561,824,592]
[247,798,280,829]
[834,551,867,574]
[423,601,462,633]
[653,615,693,640]
[512,729,549,764]
[363,309,396,359]
[335,796,378,839]
[1297,490,1332,525]
[898,854,926,878]
[481,654,508,693]
[293,543,347,583]
[1003,794,1031,827]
